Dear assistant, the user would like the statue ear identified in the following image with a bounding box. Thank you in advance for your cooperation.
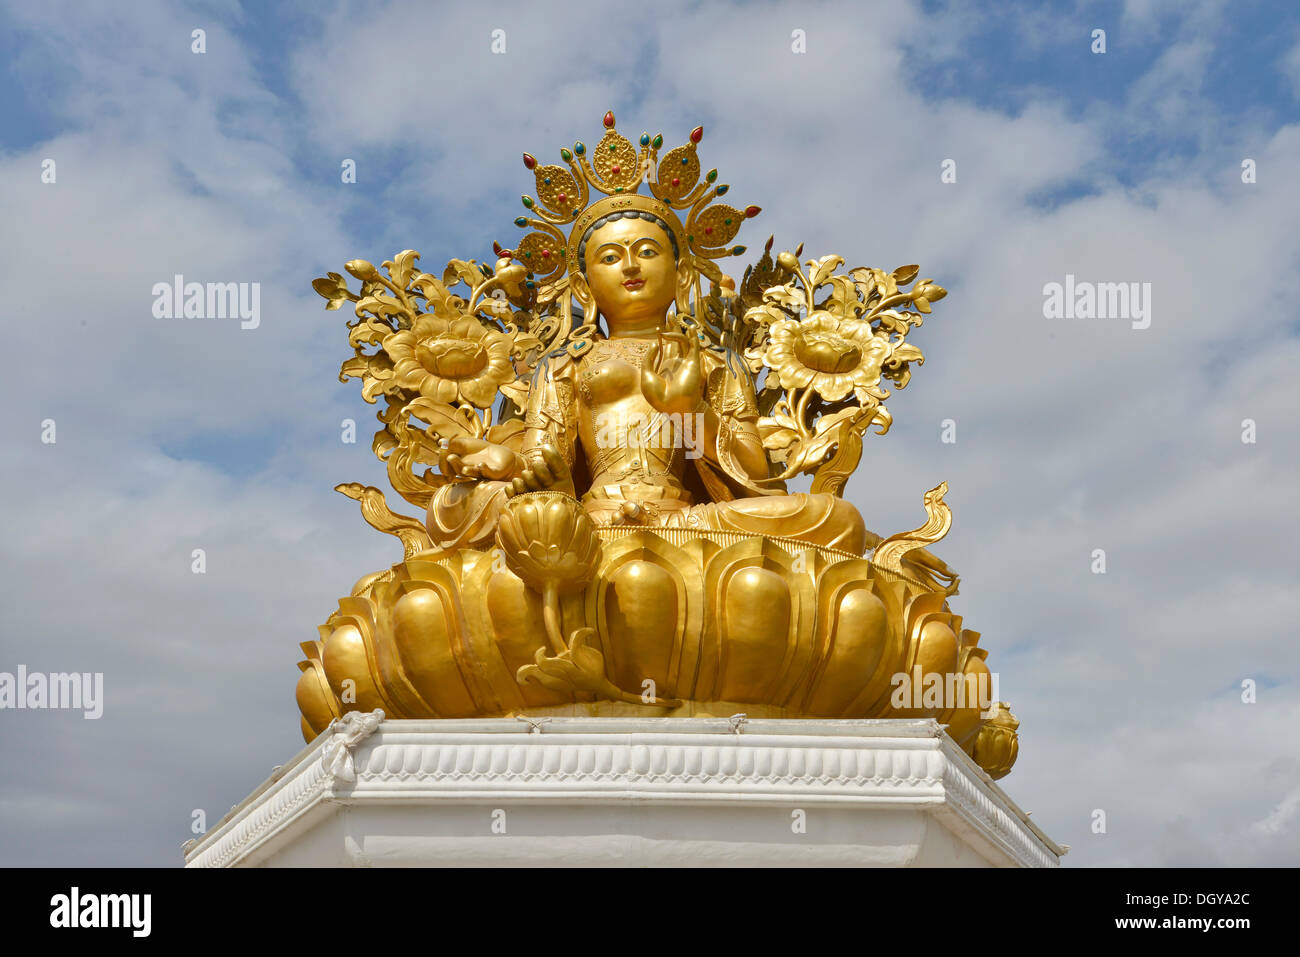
[674,260,693,313]
[570,270,593,307]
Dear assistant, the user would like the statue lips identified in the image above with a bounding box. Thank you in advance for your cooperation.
[622,279,646,290]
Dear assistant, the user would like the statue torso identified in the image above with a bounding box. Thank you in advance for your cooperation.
[575,337,690,500]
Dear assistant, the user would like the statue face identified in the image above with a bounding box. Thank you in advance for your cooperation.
[581,216,680,328]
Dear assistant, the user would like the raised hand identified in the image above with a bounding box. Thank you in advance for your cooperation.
[641,329,706,415]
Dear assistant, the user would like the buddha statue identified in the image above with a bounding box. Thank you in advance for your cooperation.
[426,201,869,555]
[299,113,1018,780]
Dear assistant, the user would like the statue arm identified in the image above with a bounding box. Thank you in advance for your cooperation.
[513,355,578,496]
[698,353,775,485]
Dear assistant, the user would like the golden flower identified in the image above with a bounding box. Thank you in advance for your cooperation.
[385,315,515,408]
[495,491,601,593]
[764,313,889,402]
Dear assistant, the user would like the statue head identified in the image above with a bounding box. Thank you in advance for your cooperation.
[500,113,762,338]
[569,208,692,331]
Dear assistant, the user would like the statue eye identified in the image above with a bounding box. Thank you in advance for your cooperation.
[601,252,619,264]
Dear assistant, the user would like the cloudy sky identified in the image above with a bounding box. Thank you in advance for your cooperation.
[1,0,1296,866]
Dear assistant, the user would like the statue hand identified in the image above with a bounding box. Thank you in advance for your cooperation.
[440,436,517,481]
[510,441,575,497]
[641,329,706,415]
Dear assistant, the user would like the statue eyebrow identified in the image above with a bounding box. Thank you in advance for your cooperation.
[594,236,664,253]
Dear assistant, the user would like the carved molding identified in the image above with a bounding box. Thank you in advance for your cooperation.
[186,718,1061,868]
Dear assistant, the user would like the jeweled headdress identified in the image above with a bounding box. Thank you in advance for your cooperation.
[498,111,761,331]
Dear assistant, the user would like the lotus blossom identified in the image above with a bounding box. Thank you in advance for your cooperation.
[763,313,889,402]
[385,315,515,408]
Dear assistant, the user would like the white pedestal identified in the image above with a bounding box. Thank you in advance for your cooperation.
[184,717,1063,867]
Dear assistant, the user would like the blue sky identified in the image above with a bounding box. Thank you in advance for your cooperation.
[1,0,1298,867]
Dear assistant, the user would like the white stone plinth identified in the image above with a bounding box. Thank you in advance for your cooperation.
[185,717,1063,867]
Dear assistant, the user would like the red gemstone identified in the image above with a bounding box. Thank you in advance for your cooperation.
[689,126,703,144]
[603,111,615,128]
[671,177,680,186]
[541,249,550,258]
[523,153,536,169]
[558,193,567,203]
[704,227,713,234]
[611,165,621,174]
[745,205,761,217]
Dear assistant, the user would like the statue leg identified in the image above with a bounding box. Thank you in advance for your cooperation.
[686,492,867,554]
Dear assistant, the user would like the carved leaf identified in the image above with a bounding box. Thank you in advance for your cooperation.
[443,259,485,292]
[762,285,803,311]
[385,250,420,290]
[822,275,863,316]
[348,319,393,350]
[807,254,844,288]
[355,293,409,325]
[410,273,458,313]
[405,398,475,442]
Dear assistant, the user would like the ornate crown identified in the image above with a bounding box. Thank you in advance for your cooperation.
[500,111,762,292]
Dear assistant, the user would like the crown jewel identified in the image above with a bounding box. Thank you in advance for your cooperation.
[502,112,761,287]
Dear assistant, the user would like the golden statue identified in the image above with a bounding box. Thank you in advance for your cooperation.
[299,113,1020,779]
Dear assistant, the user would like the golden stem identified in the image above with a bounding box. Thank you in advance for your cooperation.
[541,581,568,655]
[795,386,814,439]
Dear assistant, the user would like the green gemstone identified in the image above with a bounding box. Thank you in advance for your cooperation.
[521,196,534,208]
[524,251,531,258]
[614,186,623,192]
[652,133,663,148]
[725,218,732,225]
[706,168,717,182]
[687,234,694,241]
[561,147,573,162]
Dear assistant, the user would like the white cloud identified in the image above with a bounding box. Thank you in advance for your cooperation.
[1,0,1296,866]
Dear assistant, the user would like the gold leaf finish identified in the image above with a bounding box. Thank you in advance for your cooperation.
[300,115,1020,779]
